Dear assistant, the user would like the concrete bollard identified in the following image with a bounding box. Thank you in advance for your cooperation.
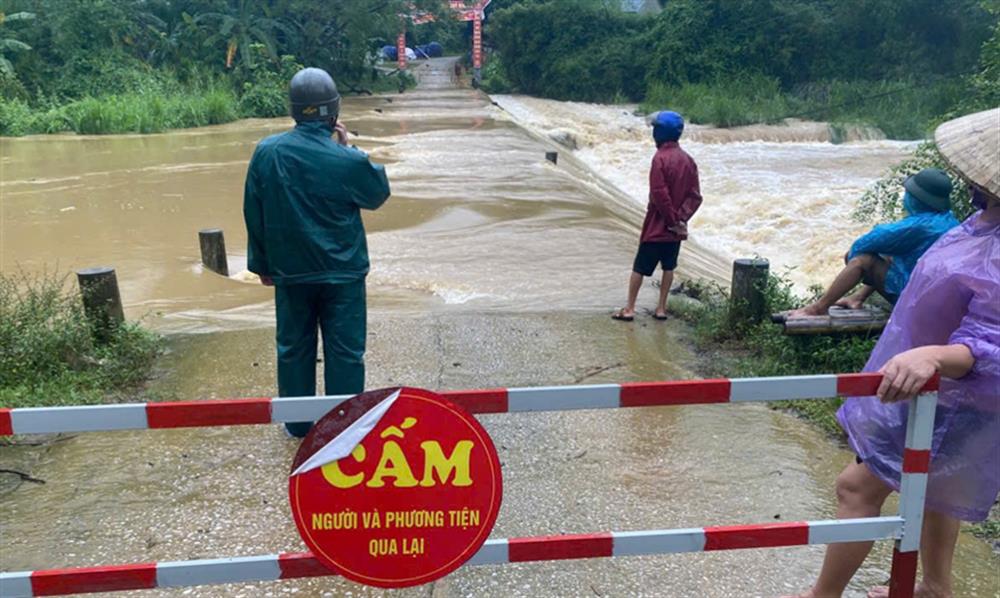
[730,258,770,324]
[77,267,125,340]
[545,151,558,164]
[199,228,229,276]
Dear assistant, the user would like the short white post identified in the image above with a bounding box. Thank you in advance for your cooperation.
[888,391,937,598]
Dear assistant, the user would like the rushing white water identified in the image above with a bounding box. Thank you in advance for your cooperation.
[492,95,916,290]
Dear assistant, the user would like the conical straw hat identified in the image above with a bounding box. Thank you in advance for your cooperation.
[934,107,1000,197]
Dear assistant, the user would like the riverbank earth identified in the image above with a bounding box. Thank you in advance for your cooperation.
[1,58,996,596]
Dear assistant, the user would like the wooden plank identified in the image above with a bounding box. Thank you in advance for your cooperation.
[776,308,888,335]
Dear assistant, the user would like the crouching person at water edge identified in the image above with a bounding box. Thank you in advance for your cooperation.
[787,108,1000,598]
[613,110,702,322]
[243,67,391,438]
[789,168,958,318]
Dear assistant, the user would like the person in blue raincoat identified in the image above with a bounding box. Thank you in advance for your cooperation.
[789,168,958,318]
[243,67,391,438]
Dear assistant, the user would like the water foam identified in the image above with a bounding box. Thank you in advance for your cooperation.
[492,95,914,289]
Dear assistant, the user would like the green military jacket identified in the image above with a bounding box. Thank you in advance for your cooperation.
[243,121,390,285]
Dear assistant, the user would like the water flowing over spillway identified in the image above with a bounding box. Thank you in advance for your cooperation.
[492,95,915,291]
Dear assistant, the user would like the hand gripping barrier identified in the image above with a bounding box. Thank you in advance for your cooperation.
[0,373,938,597]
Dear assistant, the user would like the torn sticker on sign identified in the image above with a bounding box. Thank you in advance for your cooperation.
[290,389,400,477]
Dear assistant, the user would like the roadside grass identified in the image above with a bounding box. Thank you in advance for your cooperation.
[0,74,412,137]
[792,78,968,140]
[67,88,240,135]
[0,271,163,409]
[969,513,1000,552]
[670,275,877,438]
[0,88,240,136]
[642,75,793,128]
[639,76,967,139]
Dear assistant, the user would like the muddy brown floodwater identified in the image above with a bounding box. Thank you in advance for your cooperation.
[1,58,997,597]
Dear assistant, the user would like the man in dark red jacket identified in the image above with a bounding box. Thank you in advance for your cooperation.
[614,111,702,321]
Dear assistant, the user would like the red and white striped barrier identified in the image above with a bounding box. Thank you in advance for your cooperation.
[0,377,938,598]
[0,373,938,436]
[889,390,936,598]
[0,517,905,596]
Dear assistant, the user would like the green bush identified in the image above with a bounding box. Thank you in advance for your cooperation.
[198,88,240,124]
[238,82,287,118]
[0,271,163,408]
[489,1,652,102]
[234,53,302,118]
[673,274,878,437]
[795,78,968,139]
[949,8,1000,116]
[480,58,513,94]
[45,51,177,101]
[0,98,34,136]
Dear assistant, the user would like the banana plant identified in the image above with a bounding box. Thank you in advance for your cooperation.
[0,11,34,77]
[193,0,288,69]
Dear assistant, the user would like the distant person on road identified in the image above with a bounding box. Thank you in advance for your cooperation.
[613,110,702,322]
[788,168,958,318]
[243,67,391,438]
[786,107,1000,598]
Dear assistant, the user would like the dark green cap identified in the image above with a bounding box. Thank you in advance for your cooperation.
[903,168,952,212]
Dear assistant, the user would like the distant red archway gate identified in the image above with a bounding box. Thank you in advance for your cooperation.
[405,1,492,82]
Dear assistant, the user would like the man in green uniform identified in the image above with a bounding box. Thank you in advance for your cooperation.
[243,67,391,438]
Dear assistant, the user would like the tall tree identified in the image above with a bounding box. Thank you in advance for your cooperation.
[194,0,287,68]
[273,0,444,86]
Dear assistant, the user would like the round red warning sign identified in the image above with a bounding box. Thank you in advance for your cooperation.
[288,387,503,588]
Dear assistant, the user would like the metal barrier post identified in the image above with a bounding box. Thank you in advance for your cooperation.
[888,392,937,598]
[0,375,946,596]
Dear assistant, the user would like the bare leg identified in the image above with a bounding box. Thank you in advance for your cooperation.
[919,511,959,597]
[866,510,960,598]
[655,270,674,318]
[614,271,644,319]
[835,285,876,310]
[784,462,892,598]
[790,254,886,318]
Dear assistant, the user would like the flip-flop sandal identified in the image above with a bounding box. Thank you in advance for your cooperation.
[611,310,634,322]
[652,313,668,321]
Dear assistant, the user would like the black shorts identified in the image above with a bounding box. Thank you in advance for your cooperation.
[632,241,681,276]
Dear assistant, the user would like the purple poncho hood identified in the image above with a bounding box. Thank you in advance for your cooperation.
[838,210,1000,522]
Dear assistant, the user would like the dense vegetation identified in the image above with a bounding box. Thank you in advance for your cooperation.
[0,271,163,408]
[670,276,872,436]
[0,0,459,135]
[485,0,1000,138]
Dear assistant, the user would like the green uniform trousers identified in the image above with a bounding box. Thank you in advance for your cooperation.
[276,280,366,437]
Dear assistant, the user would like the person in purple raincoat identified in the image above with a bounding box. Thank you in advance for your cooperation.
[789,108,999,598]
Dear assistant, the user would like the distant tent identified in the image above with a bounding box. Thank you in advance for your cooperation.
[415,42,444,58]
[620,0,661,14]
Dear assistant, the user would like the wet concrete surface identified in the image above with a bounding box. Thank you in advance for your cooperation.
[4,313,998,597]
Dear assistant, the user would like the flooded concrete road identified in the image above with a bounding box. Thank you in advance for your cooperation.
[1,58,997,597]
